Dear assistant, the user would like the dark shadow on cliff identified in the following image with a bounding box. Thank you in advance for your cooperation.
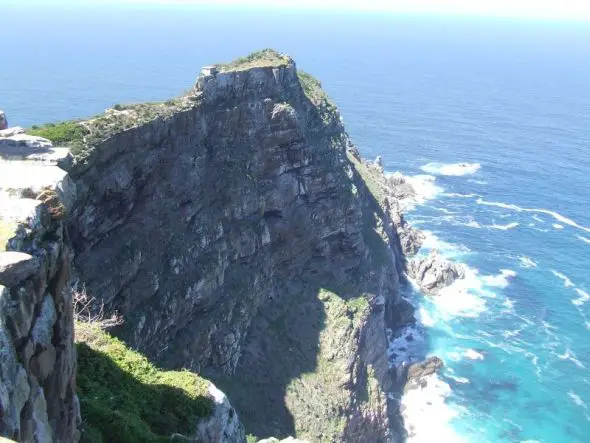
[209,146,417,440]
[75,325,213,443]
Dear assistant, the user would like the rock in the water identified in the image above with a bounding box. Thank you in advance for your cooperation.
[403,356,444,392]
[0,252,41,286]
[0,110,7,130]
[195,382,246,443]
[408,250,465,295]
[385,172,416,201]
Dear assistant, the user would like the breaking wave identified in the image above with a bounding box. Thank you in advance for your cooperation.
[421,162,481,177]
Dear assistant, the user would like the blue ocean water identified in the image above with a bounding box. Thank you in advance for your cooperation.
[2,4,590,442]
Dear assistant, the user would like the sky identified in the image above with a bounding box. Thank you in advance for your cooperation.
[7,0,590,20]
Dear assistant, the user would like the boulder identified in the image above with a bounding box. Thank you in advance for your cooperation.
[403,356,444,392]
[0,110,7,130]
[0,126,25,137]
[195,382,246,443]
[408,250,465,295]
[385,172,416,201]
[0,134,52,157]
[0,252,41,287]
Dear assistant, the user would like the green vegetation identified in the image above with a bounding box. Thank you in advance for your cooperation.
[346,151,386,203]
[218,48,291,72]
[297,70,339,125]
[27,121,88,147]
[75,322,213,443]
[284,289,370,441]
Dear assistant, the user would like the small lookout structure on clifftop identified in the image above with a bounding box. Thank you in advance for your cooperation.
[201,65,218,76]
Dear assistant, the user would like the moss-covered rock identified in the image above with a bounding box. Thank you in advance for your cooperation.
[75,322,213,443]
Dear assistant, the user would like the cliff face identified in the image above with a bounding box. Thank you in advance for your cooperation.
[0,155,79,442]
[62,51,412,441]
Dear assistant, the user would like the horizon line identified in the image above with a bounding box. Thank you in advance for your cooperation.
[7,0,590,22]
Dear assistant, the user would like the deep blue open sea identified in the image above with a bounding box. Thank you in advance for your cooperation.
[2,4,590,442]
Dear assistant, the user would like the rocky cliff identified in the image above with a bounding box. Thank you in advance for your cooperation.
[0,146,79,442]
[2,49,423,442]
[60,50,416,441]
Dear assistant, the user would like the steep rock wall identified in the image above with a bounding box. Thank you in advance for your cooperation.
[66,54,413,440]
[0,188,79,442]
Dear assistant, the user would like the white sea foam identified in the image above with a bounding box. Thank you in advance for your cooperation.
[553,223,564,229]
[429,267,487,319]
[568,391,588,409]
[518,256,537,268]
[464,220,482,228]
[401,373,467,443]
[573,288,590,306]
[446,375,470,384]
[577,235,590,245]
[502,298,516,313]
[464,349,485,360]
[387,324,425,366]
[404,174,444,206]
[481,269,517,288]
[420,231,471,257]
[421,162,481,177]
[558,348,586,369]
[443,192,479,198]
[551,270,574,288]
[488,222,519,231]
[476,198,590,233]
[532,214,545,223]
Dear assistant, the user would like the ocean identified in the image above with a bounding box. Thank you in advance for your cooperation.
[2,4,590,442]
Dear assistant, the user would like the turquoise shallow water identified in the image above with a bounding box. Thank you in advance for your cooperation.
[2,4,590,441]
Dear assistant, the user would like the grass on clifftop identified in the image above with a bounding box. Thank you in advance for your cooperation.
[75,322,213,443]
[218,48,291,72]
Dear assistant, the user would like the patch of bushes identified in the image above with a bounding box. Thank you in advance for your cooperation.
[26,121,88,146]
[75,322,213,443]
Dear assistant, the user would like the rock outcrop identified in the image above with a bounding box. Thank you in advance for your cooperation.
[195,382,246,443]
[60,50,414,440]
[0,111,7,131]
[402,356,444,392]
[0,145,79,442]
[409,250,466,295]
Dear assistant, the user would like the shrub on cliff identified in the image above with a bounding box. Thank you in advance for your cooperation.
[27,121,88,146]
[75,322,213,442]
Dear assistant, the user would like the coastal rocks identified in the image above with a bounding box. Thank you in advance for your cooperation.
[385,172,416,201]
[0,251,40,286]
[195,382,246,443]
[403,356,444,392]
[0,110,7,130]
[409,250,466,295]
[0,132,53,156]
[385,197,424,256]
[0,148,78,441]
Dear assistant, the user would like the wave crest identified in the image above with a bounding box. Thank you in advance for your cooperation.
[421,162,481,176]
